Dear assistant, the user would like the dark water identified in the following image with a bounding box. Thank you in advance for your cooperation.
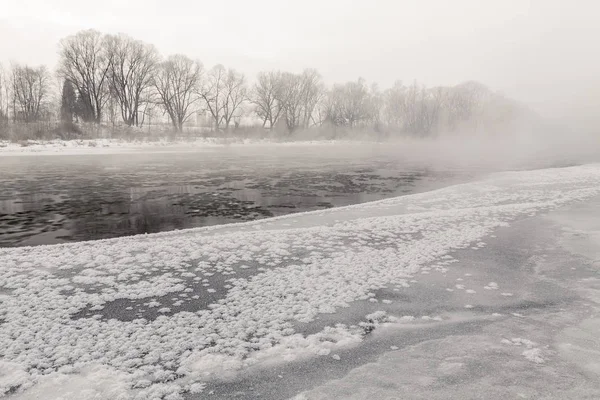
[0,145,477,247]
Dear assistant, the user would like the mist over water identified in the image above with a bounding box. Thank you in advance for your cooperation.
[0,144,474,247]
[2,128,598,248]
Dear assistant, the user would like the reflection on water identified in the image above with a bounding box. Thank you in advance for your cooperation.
[0,146,477,247]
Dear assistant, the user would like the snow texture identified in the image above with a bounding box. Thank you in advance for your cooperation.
[1,164,600,398]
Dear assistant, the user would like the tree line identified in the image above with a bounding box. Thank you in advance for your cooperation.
[0,29,533,139]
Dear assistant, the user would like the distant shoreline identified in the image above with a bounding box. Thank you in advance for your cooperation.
[0,138,373,156]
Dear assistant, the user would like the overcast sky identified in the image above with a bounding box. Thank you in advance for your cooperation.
[1,0,599,122]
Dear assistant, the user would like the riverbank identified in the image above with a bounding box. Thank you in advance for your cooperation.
[0,138,351,156]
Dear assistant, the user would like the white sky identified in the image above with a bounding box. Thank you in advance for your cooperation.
[1,0,599,122]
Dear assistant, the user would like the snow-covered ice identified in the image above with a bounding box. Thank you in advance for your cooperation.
[2,164,600,398]
[0,139,364,157]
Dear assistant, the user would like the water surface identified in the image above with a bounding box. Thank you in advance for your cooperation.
[0,145,480,247]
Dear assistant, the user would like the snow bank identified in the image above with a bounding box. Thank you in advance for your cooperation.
[1,164,600,399]
[0,138,352,157]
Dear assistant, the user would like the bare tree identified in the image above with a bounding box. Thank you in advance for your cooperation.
[153,54,203,132]
[221,69,247,131]
[251,71,285,129]
[382,80,498,136]
[383,81,404,130]
[277,69,323,133]
[403,81,422,134]
[199,65,247,132]
[383,81,431,135]
[58,30,112,123]
[446,81,491,131]
[0,65,9,139]
[314,87,336,127]
[199,64,227,131]
[298,69,323,128]
[104,34,159,126]
[137,89,159,128]
[328,78,375,127]
[10,64,50,122]
[368,83,383,131]
[0,64,8,122]
[420,86,447,135]
[278,72,303,132]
